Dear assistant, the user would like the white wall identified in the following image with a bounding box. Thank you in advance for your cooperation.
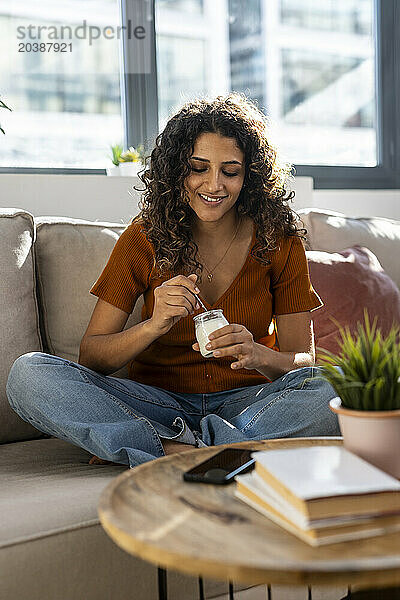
[0,174,313,223]
[0,174,142,224]
[312,189,400,220]
[1,173,399,221]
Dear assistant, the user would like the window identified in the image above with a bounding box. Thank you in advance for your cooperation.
[0,0,124,170]
[153,0,396,188]
[1,0,399,188]
[156,36,206,131]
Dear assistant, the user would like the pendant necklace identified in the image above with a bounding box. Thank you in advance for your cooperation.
[198,217,242,282]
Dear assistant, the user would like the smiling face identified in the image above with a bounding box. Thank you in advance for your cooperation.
[184,132,245,224]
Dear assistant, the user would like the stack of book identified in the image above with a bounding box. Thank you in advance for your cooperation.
[235,446,400,546]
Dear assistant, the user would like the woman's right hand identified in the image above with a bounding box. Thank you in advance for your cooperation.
[149,274,200,336]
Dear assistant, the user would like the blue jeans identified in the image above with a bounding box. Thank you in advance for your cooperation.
[6,352,340,468]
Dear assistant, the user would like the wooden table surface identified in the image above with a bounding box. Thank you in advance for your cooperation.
[98,437,400,588]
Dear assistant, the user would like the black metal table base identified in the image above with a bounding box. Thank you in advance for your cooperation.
[228,581,234,599]
[157,567,235,600]
[157,569,398,600]
[198,576,205,600]
[158,567,167,600]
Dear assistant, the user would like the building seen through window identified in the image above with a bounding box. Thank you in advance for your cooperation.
[0,0,376,169]
[156,0,376,167]
[0,0,123,169]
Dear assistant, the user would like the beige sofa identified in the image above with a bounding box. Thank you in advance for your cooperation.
[1,206,400,600]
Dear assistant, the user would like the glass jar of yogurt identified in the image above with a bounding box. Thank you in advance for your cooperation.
[193,309,229,358]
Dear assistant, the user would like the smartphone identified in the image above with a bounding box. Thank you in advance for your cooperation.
[183,448,256,484]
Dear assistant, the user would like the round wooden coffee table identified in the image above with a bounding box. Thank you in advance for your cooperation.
[98,438,400,599]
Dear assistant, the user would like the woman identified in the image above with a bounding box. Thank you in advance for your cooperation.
[6,93,340,468]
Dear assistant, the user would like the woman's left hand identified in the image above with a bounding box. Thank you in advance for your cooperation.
[192,323,260,370]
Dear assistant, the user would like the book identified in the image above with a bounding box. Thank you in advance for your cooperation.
[236,470,400,529]
[252,446,400,521]
[235,470,400,546]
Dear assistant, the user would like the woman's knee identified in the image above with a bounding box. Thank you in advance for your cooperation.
[311,368,338,400]
[6,352,59,409]
[287,367,340,435]
[8,351,52,382]
[310,376,341,435]
[292,366,333,393]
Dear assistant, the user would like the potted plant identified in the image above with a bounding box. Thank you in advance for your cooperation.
[118,144,145,176]
[0,96,12,135]
[106,143,123,176]
[319,311,400,479]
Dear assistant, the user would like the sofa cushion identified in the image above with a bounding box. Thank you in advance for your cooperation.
[0,208,44,443]
[35,217,143,378]
[0,437,246,600]
[298,208,400,288]
[306,246,400,358]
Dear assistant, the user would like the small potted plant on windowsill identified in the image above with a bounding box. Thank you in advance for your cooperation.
[118,144,145,176]
[106,144,123,176]
[319,311,400,479]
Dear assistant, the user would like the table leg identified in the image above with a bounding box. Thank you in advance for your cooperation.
[198,576,205,600]
[158,567,168,600]
[228,581,234,599]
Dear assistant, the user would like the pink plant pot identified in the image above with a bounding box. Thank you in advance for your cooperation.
[329,397,400,480]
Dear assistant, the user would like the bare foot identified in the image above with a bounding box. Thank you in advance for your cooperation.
[89,442,198,465]
[88,455,125,466]
[162,440,199,455]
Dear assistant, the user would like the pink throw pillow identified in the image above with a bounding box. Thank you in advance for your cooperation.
[306,246,400,359]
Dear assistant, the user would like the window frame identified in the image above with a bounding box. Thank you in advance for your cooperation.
[0,0,398,190]
[294,0,400,189]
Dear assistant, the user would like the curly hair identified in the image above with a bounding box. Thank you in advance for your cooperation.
[134,92,305,281]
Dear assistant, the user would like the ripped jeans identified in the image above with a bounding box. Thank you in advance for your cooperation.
[6,352,340,468]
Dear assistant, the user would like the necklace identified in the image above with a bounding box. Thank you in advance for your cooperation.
[197,217,242,282]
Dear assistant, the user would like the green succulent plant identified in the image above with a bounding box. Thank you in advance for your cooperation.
[318,310,400,411]
[0,96,12,135]
[119,144,145,164]
[110,143,123,166]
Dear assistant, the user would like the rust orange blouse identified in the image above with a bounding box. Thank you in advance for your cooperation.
[90,219,323,393]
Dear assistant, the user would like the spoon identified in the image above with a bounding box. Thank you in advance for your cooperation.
[195,294,207,312]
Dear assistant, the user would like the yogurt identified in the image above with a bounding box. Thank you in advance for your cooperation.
[193,309,229,358]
